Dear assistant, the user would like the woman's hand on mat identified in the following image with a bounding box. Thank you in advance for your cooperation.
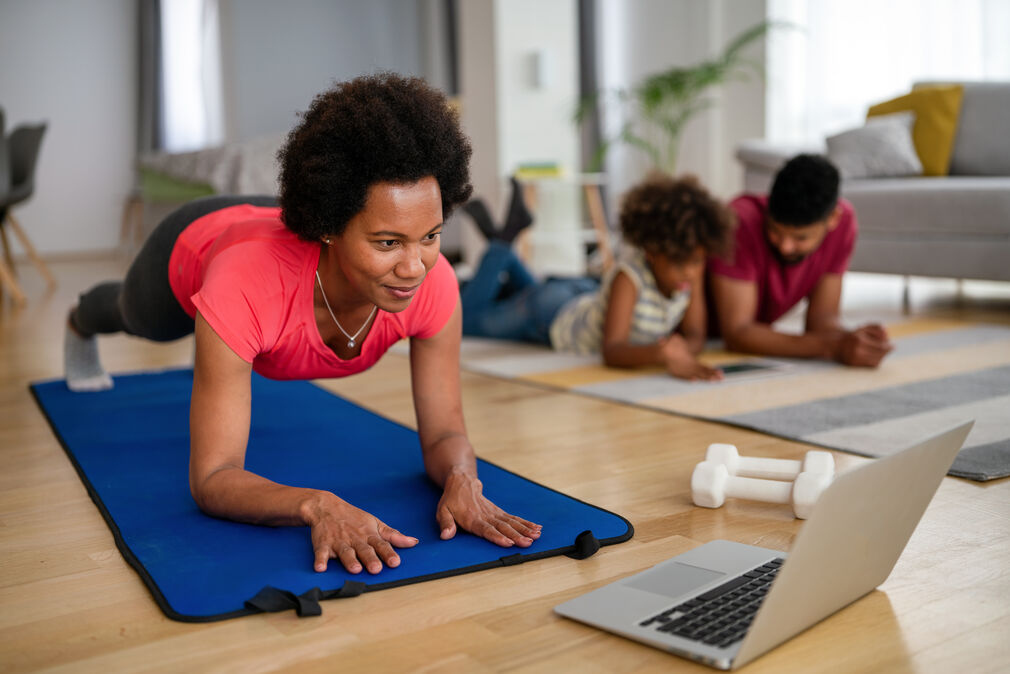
[659,335,723,382]
[436,470,542,547]
[303,491,418,574]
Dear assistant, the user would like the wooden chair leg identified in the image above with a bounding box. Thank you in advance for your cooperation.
[583,183,613,273]
[0,255,27,306]
[517,181,538,264]
[0,223,15,275]
[5,214,57,288]
[120,192,145,256]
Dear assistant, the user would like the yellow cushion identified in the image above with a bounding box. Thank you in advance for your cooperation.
[867,85,964,176]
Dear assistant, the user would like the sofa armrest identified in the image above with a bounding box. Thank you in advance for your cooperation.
[736,139,825,193]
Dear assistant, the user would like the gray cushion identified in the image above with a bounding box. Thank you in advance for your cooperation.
[826,112,922,179]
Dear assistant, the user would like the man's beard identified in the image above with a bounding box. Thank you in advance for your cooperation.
[770,247,808,266]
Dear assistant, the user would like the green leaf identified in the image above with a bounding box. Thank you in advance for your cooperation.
[576,19,795,176]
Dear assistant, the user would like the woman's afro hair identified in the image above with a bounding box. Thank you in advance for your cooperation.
[278,72,473,241]
[619,172,735,262]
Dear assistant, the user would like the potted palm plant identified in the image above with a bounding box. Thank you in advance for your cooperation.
[578,20,784,174]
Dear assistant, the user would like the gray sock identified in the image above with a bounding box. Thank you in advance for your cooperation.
[64,323,113,392]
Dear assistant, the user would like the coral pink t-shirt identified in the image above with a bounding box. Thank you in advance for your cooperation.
[708,195,857,325]
[167,204,458,380]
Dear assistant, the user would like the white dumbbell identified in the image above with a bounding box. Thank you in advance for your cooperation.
[705,444,835,482]
[691,461,833,519]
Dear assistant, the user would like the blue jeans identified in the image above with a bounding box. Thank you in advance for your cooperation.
[461,241,598,345]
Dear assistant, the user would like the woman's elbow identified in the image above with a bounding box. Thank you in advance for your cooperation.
[190,479,213,513]
[189,468,226,514]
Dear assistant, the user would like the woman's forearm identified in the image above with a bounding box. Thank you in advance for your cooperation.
[192,465,328,527]
[421,432,478,487]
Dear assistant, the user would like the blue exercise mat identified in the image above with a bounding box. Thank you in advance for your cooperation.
[30,369,633,622]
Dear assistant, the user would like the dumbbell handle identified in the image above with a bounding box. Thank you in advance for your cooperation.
[733,457,802,481]
[725,473,795,504]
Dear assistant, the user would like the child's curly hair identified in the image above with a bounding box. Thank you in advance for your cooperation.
[619,173,735,262]
[278,72,473,241]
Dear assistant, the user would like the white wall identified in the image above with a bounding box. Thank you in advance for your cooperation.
[599,0,767,207]
[460,0,767,272]
[457,0,501,267]
[459,0,582,275]
[0,1,442,256]
[219,0,426,143]
[0,0,137,256]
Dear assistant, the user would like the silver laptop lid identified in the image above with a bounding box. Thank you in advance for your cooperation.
[733,421,973,668]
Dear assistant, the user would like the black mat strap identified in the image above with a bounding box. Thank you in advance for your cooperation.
[329,580,367,598]
[245,586,323,617]
[565,530,601,559]
[499,553,525,566]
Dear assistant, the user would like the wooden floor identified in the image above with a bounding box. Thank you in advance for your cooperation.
[2,257,1009,673]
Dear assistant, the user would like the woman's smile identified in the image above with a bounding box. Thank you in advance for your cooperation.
[383,282,422,300]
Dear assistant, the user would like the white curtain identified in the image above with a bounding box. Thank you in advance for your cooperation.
[766,0,1010,145]
[160,0,224,152]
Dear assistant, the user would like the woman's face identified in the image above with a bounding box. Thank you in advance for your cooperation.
[330,176,444,313]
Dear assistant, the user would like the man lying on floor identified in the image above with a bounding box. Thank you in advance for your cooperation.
[708,154,893,368]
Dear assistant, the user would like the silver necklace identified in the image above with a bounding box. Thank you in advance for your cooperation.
[315,270,376,349]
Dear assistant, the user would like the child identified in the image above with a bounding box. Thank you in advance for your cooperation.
[460,173,735,381]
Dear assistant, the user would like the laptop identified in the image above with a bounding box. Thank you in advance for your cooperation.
[554,422,973,670]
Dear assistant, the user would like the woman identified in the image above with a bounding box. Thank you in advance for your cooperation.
[65,73,541,575]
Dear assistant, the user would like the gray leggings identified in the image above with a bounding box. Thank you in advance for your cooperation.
[72,195,278,340]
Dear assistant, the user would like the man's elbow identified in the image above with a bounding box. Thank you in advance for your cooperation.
[721,326,754,354]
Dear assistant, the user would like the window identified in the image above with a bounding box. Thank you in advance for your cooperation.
[766,0,1010,144]
[160,0,224,152]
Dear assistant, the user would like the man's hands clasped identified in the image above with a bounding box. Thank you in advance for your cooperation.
[831,323,893,367]
[303,477,541,574]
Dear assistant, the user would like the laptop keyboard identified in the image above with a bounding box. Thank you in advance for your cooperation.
[638,558,784,649]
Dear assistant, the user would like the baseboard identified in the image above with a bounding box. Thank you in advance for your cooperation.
[8,248,122,264]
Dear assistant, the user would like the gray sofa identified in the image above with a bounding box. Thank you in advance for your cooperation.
[736,81,1010,282]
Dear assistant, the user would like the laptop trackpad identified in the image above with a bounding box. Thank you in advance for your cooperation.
[626,563,725,599]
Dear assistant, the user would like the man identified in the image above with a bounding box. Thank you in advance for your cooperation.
[708,154,892,367]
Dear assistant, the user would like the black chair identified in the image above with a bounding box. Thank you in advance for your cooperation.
[0,108,26,305]
[0,121,55,305]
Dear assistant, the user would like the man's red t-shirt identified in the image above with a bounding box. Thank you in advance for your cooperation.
[708,195,857,325]
[167,204,458,380]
